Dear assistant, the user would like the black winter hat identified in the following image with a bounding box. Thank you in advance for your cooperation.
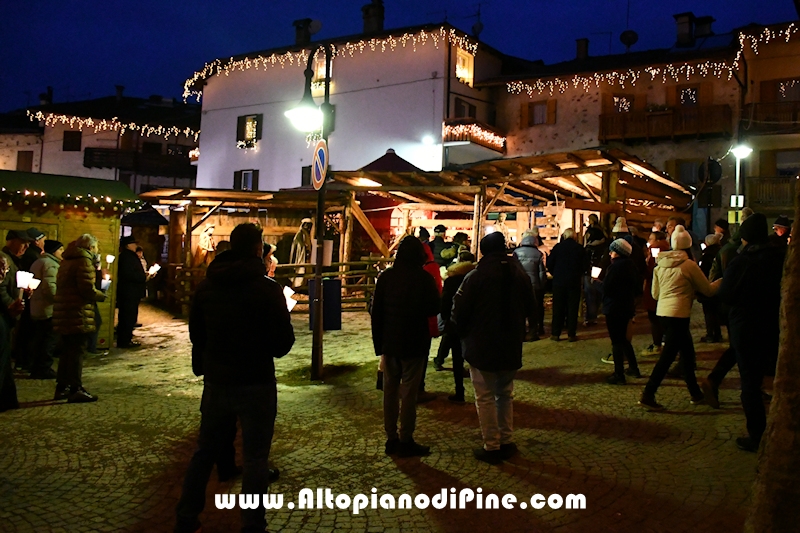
[739,213,769,245]
[480,232,506,255]
[713,219,729,231]
[120,235,137,247]
[43,240,64,255]
[774,215,792,228]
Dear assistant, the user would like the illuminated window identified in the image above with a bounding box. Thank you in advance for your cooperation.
[236,114,262,148]
[456,49,474,87]
[679,86,698,107]
[523,100,556,127]
[313,56,332,87]
[613,95,633,113]
[234,169,259,191]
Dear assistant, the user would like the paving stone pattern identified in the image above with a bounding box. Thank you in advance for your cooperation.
[0,304,757,532]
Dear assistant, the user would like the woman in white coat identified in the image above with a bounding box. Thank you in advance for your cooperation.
[639,226,721,410]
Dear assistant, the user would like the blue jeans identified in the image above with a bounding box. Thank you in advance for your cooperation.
[176,382,277,533]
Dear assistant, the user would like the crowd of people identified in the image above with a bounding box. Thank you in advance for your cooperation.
[372,209,792,464]
[0,229,153,410]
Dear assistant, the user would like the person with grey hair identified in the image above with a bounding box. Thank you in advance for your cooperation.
[52,234,106,403]
[547,229,586,342]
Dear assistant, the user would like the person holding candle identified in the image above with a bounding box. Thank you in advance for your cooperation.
[29,240,63,379]
[0,254,20,412]
[640,231,670,357]
[52,234,106,403]
[116,236,146,348]
[1,230,30,374]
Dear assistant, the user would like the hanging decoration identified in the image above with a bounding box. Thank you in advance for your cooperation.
[183,27,478,102]
[26,110,200,142]
[0,187,141,216]
[442,122,506,151]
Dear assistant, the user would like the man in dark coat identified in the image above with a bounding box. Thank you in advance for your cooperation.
[1,230,32,375]
[429,224,451,267]
[14,227,45,371]
[452,232,533,464]
[717,213,786,453]
[769,215,792,249]
[547,228,586,341]
[372,236,440,458]
[116,236,146,348]
[175,223,294,533]
[602,239,640,384]
[0,254,20,412]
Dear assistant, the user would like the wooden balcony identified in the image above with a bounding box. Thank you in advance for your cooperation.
[740,102,800,135]
[84,148,197,179]
[599,105,733,143]
[747,176,797,211]
[442,118,506,153]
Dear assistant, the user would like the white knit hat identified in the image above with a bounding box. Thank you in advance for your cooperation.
[612,217,629,234]
[671,225,692,250]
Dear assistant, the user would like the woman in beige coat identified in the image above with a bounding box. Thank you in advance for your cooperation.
[639,226,721,410]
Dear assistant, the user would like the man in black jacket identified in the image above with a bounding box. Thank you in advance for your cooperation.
[372,236,440,458]
[452,232,533,464]
[116,236,146,348]
[175,223,294,533]
[548,229,586,341]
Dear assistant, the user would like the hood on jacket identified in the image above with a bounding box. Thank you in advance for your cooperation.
[62,242,93,261]
[205,251,266,286]
[656,249,689,268]
[519,235,539,247]
[447,260,475,278]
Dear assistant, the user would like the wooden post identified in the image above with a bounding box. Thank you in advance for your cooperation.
[184,200,194,268]
[340,192,354,268]
[471,186,486,256]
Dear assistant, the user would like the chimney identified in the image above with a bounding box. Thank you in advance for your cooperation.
[293,18,312,46]
[576,38,589,60]
[362,0,384,34]
[694,16,715,38]
[115,85,125,101]
[674,12,696,48]
[38,86,53,105]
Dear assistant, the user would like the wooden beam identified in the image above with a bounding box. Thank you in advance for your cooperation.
[184,200,194,268]
[328,183,481,193]
[573,175,602,203]
[341,193,355,266]
[350,200,391,257]
[482,182,508,218]
[563,197,620,214]
[398,203,533,212]
[478,163,618,185]
[191,201,225,232]
[471,186,485,256]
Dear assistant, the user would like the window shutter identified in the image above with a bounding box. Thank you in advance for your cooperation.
[699,82,714,106]
[760,80,778,103]
[633,94,647,111]
[519,102,528,129]
[255,114,263,140]
[233,170,242,189]
[301,166,311,187]
[602,93,614,113]
[236,116,246,142]
[546,99,557,124]
[251,169,260,191]
[759,150,777,176]
[665,86,677,108]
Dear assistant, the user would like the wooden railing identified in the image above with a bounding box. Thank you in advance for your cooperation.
[747,176,798,210]
[84,148,197,178]
[599,105,733,142]
[740,102,800,135]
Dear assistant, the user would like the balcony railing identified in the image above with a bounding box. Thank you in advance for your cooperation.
[599,105,733,142]
[740,102,800,135]
[443,118,506,153]
[84,148,197,179]
[747,176,797,210]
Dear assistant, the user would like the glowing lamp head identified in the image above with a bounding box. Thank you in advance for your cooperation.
[422,135,435,145]
[284,105,323,133]
[731,145,753,160]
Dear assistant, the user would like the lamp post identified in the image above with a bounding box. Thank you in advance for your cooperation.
[285,44,334,381]
[731,144,753,207]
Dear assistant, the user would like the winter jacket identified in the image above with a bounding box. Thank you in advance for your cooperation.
[513,235,547,290]
[116,248,147,302]
[190,251,294,385]
[52,243,106,335]
[371,262,440,359]
[602,255,637,318]
[422,245,443,294]
[652,250,719,318]
[717,243,786,375]
[440,261,475,329]
[429,236,451,267]
[20,244,43,272]
[696,243,721,304]
[0,249,20,325]
[30,253,61,320]
[452,252,533,372]
[547,238,586,288]
[708,235,741,282]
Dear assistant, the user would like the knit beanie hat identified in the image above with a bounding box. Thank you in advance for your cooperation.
[704,234,721,247]
[713,218,729,232]
[609,238,632,257]
[612,217,629,234]
[44,239,63,255]
[480,232,506,255]
[671,225,692,250]
[739,213,769,245]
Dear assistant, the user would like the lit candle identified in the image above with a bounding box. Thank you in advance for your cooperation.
[28,279,41,290]
[148,264,161,276]
[651,248,661,258]
[591,266,602,279]
[106,254,115,264]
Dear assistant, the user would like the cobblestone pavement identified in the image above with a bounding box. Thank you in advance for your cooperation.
[1,303,758,533]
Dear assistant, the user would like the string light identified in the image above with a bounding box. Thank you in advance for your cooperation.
[183,27,478,102]
[442,122,505,151]
[189,147,200,161]
[0,188,140,215]
[27,110,200,142]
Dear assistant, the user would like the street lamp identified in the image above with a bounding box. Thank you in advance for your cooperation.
[285,44,334,381]
[731,144,753,206]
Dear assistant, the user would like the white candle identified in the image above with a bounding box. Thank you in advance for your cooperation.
[16,271,34,289]
[591,266,602,279]
[148,264,161,276]
[106,254,115,264]
[651,248,661,258]
[28,279,41,290]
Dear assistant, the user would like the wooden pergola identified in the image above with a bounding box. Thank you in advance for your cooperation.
[329,148,692,255]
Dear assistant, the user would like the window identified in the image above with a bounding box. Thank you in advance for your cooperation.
[679,86,699,107]
[613,95,633,113]
[455,49,474,87]
[778,79,800,102]
[520,100,557,128]
[236,114,262,148]
[776,150,800,177]
[234,169,259,191]
[63,130,82,151]
[677,159,702,186]
[301,166,312,187]
[142,142,162,155]
[167,144,190,157]
[16,151,33,172]
[454,97,476,119]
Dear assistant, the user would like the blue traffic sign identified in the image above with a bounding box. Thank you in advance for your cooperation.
[312,140,328,191]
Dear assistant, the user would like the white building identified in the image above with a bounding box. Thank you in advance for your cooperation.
[189,2,529,192]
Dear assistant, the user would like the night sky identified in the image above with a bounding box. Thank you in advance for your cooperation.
[1,0,797,112]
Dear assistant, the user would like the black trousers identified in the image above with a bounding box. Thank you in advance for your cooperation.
[730,330,767,443]
[647,310,664,346]
[533,288,545,334]
[551,283,581,338]
[644,317,701,399]
[31,318,57,375]
[607,312,636,377]
[117,297,140,346]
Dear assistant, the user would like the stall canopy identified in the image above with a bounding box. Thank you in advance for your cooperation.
[0,170,140,206]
